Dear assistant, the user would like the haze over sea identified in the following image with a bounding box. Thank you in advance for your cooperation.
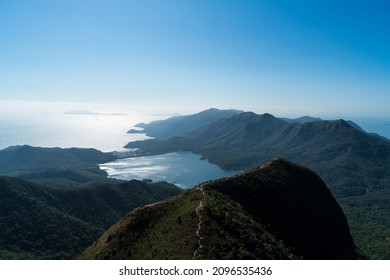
[1,100,390,188]
[0,100,169,152]
[1,100,389,152]
[0,112,152,152]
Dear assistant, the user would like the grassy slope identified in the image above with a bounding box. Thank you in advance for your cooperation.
[80,187,296,260]
[125,112,390,259]
[80,159,354,260]
[200,188,296,259]
[79,191,200,259]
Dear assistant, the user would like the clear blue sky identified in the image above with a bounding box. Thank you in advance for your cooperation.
[0,0,389,117]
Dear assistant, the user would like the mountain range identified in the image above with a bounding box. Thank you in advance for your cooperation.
[1,108,389,259]
[129,108,242,140]
[126,108,390,259]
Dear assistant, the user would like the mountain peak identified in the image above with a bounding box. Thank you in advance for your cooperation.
[207,158,357,260]
[262,112,275,118]
[129,108,242,140]
[79,158,356,260]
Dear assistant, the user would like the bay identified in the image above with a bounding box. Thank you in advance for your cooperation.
[99,151,239,189]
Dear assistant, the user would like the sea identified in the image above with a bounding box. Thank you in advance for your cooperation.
[1,100,389,189]
[0,100,160,152]
[0,100,239,188]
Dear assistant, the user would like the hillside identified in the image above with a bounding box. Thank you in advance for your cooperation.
[126,112,390,197]
[0,176,182,259]
[279,116,322,123]
[125,110,390,259]
[79,159,356,260]
[0,145,116,177]
[128,108,242,140]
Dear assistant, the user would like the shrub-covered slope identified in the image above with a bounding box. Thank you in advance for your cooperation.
[0,145,116,177]
[125,111,390,259]
[0,176,182,259]
[79,159,356,260]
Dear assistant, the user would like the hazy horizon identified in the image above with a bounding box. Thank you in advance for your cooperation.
[1,99,389,152]
[1,0,389,118]
[2,98,390,120]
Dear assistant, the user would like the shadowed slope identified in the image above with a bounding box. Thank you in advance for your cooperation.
[79,158,356,260]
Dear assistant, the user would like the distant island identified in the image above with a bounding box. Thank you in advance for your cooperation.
[127,128,145,134]
[64,109,127,116]
[64,109,100,115]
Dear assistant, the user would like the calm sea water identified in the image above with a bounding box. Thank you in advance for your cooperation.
[0,100,172,152]
[100,152,239,188]
[0,111,154,152]
[351,118,390,140]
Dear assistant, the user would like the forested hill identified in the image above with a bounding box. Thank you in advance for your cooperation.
[0,176,182,259]
[128,108,242,140]
[126,111,390,198]
[0,145,116,177]
[125,109,390,259]
[79,159,356,260]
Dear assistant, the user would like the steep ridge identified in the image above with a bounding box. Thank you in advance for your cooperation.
[79,159,356,260]
[209,158,356,259]
[192,185,205,259]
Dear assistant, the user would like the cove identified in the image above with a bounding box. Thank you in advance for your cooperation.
[99,151,239,189]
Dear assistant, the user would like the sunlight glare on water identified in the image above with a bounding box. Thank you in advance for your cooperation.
[0,100,169,151]
[100,152,239,188]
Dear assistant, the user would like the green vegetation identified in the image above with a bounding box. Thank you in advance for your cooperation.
[0,145,116,177]
[0,176,182,259]
[200,188,297,259]
[126,110,390,259]
[79,191,200,259]
[2,110,389,259]
[340,190,390,259]
[80,159,356,260]
[205,159,356,259]
[19,167,111,187]
[128,108,242,140]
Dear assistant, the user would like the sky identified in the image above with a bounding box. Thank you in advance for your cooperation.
[0,0,389,117]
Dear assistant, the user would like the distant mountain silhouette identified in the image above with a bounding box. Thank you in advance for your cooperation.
[128,108,242,140]
[279,116,322,123]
